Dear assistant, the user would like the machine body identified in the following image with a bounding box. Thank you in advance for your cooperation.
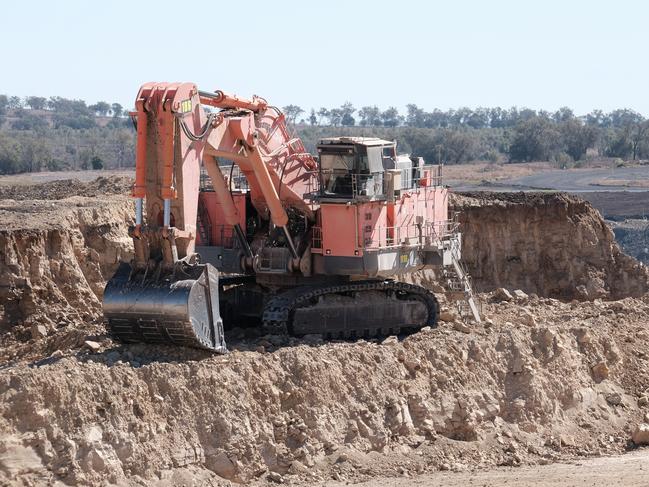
[103,82,479,352]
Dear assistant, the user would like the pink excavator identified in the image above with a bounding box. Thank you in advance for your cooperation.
[103,82,479,352]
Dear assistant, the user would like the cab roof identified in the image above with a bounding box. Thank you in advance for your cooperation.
[318,137,395,147]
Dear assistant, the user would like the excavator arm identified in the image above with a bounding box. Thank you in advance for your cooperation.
[104,82,319,351]
[130,82,317,269]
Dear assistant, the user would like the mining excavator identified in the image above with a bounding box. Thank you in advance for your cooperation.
[103,82,480,352]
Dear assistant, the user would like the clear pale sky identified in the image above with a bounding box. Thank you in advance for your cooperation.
[2,0,647,115]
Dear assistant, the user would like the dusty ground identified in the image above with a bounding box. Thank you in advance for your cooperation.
[443,162,554,188]
[0,169,134,187]
[324,449,649,486]
[1,176,649,486]
[579,191,649,220]
[443,159,641,191]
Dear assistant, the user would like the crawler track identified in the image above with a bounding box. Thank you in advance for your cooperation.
[262,280,439,338]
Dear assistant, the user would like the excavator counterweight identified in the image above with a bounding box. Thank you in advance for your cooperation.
[103,82,479,352]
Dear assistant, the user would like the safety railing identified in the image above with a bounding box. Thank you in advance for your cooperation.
[310,170,385,199]
[413,164,444,188]
[352,172,385,198]
[312,218,460,252]
[362,219,458,250]
[200,164,249,192]
[311,165,443,200]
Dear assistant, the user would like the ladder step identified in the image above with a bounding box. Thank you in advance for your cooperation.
[442,252,481,323]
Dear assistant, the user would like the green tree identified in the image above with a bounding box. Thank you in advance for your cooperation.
[559,119,598,161]
[329,108,343,127]
[552,106,575,123]
[89,101,111,116]
[585,109,608,127]
[509,116,560,162]
[443,129,479,164]
[111,103,123,117]
[630,121,649,160]
[25,96,47,110]
[406,104,425,127]
[0,134,23,174]
[603,110,648,160]
[359,106,382,126]
[8,96,22,109]
[340,102,355,126]
[90,155,104,169]
[282,105,304,125]
[465,108,490,129]
[381,107,402,127]
[308,108,317,126]
[317,107,330,125]
[113,129,134,167]
[11,110,48,130]
[20,139,51,172]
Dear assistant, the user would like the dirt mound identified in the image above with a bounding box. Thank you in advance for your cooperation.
[2,296,649,485]
[0,176,132,201]
[453,192,649,300]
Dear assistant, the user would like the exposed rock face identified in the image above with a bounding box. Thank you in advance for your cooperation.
[452,192,649,300]
[0,196,133,340]
[632,424,649,445]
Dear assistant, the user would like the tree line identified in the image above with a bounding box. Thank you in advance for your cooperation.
[1,93,649,175]
[287,103,649,165]
[0,95,133,174]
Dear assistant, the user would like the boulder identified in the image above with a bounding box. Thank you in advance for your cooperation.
[83,340,101,352]
[632,424,649,445]
[439,309,458,323]
[513,289,528,300]
[493,288,513,302]
[31,324,48,340]
[206,451,237,480]
[453,322,471,334]
[591,361,609,383]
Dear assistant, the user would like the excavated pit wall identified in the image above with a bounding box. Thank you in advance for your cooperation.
[452,192,649,300]
[0,192,133,345]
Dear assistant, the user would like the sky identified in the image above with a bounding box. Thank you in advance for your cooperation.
[2,0,648,116]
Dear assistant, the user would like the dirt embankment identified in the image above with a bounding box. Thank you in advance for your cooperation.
[453,192,649,300]
[2,297,649,486]
[0,175,132,201]
[1,179,649,486]
[0,180,133,362]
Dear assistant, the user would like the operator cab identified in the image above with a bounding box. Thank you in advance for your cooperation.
[317,137,396,199]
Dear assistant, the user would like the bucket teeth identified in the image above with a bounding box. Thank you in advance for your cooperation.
[103,262,227,353]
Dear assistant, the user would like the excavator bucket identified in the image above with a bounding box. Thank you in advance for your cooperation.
[103,262,227,353]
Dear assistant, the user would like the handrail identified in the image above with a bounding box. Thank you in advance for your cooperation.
[361,220,459,250]
[200,164,249,191]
